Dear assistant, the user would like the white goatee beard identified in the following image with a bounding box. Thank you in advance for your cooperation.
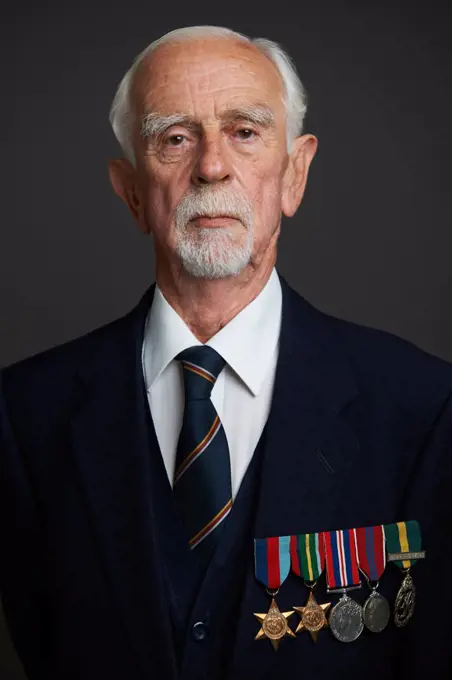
[173,187,254,279]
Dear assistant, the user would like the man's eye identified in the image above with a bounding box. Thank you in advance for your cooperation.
[236,128,257,140]
[164,134,186,146]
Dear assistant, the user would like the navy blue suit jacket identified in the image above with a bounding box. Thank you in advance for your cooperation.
[1,276,452,679]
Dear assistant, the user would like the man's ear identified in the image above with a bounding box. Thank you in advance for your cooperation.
[108,159,147,230]
[281,134,318,217]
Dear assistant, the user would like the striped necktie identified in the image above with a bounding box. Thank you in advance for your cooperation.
[174,345,232,567]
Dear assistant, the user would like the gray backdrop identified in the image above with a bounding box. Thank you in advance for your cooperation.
[2,0,451,677]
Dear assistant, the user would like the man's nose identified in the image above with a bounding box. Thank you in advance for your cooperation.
[191,133,231,186]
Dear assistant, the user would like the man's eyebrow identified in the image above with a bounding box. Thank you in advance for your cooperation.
[221,105,276,128]
[140,104,276,139]
[140,113,196,139]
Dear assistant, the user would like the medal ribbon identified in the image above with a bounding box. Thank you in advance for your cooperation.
[254,536,291,590]
[356,525,386,582]
[324,529,361,589]
[290,533,325,581]
[384,520,422,569]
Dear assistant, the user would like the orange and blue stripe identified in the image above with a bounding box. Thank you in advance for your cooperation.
[189,499,233,549]
[174,415,221,483]
[182,360,216,383]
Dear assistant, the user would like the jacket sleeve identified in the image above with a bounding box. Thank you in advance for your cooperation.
[0,370,46,680]
[398,391,452,677]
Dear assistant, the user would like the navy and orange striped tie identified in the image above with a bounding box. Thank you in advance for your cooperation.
[174,346,232,567]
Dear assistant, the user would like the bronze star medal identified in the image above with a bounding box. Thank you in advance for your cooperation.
[254,598,296,650]
[290,533,331,641]
[253,537,295,650]
[293,590,331,641]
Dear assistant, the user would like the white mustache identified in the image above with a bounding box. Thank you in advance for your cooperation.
[174,188,254,230]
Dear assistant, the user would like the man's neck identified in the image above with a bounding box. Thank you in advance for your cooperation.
[155,257,276,343]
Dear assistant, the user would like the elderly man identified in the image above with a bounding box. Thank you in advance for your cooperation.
[1,25,451,680]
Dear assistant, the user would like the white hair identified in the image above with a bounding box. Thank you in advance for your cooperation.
[173,185,254,278]
[109,25,308,165]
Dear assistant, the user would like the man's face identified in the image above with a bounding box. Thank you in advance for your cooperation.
[115,37,314,279]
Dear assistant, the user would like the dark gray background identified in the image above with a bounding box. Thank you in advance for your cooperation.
[2,0,451,677]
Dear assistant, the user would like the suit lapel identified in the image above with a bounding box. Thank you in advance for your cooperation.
[255,278,361,537]
[68,285,178,679]
[228,277,362,675]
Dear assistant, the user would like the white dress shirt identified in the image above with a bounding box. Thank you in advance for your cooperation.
[141,268,282,499]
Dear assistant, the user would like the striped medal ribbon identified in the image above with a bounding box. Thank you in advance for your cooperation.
[324,529,364,642]
[384,520,425,627]
[356,525,390,632]
[254,536,295,650]
[290,533,331,641]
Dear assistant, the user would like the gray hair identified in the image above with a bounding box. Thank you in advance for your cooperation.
[109,25,308,165]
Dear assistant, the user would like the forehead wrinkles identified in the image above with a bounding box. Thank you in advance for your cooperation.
[134,40,284,115]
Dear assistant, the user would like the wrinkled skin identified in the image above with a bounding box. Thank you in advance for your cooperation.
[109,37,317,340]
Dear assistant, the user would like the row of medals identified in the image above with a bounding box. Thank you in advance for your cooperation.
[257,571,415,647]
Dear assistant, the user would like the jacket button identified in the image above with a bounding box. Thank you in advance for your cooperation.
[192,621,208,642]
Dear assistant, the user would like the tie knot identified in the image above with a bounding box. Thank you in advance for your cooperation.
[177,345,225,400]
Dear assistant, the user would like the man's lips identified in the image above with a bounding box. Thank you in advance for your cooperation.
[190,215,239,227]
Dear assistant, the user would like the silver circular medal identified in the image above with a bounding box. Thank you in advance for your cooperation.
[363,590,390,632]
[329,594,364,643]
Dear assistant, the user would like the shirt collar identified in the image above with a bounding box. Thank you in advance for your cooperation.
[142,268,282,397]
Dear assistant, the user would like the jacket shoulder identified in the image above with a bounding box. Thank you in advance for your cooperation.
[282,279,452,422]
[312,299,452,420]
[0,311,133,436]
[1,284,154,391]
[2,315,123,384]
